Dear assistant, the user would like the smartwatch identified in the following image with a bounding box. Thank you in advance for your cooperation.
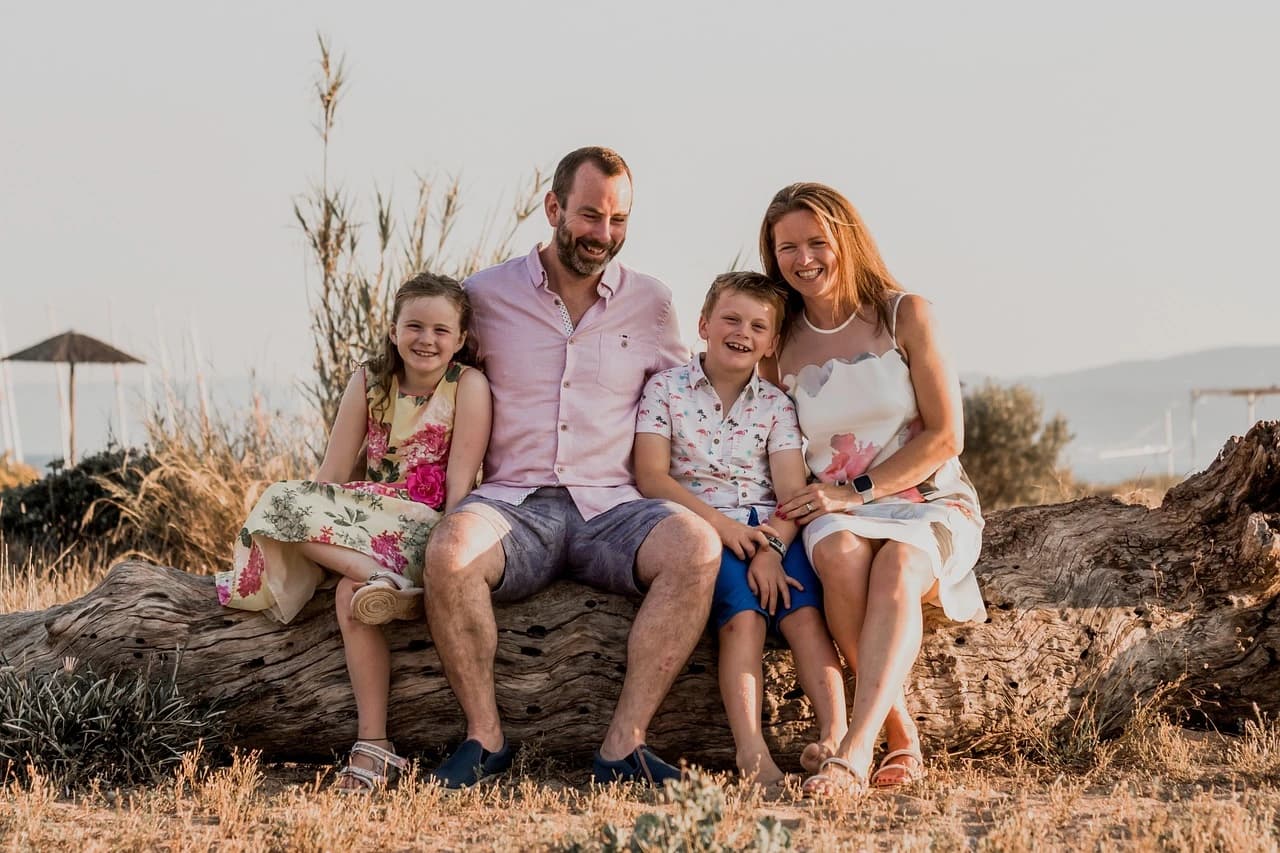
[853,474,875,504]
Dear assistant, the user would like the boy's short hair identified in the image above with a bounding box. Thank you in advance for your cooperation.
[700,271,789,333]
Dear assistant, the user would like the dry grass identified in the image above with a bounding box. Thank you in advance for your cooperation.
[2,546,1279,850]
[95,397,313,575]
[0,453,39,491]
[0,735,1276,851]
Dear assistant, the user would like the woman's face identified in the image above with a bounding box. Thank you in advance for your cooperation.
[772,209,840,304]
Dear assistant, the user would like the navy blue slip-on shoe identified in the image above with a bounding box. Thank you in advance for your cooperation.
[592,745,683,786]
[427,737,516,789]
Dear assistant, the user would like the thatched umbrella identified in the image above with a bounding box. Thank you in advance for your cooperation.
[3,330,144,464]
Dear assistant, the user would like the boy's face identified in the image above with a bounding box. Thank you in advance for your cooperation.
[697,290,779,376]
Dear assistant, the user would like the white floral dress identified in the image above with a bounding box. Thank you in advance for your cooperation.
[778,296,986,622]
[215,363,465,623]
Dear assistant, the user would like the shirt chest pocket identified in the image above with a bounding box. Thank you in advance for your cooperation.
[594,333,650,394]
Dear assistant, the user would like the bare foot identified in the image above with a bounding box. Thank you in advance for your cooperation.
[737,752,785,787]
[800,740,837,774]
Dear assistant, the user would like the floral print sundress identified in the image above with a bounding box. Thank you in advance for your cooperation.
[777,295,986,622]
[215,363,466,623]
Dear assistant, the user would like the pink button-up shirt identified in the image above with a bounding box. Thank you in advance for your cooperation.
[465,245,689,520]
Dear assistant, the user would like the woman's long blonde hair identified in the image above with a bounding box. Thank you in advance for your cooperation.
[759,182,903,344]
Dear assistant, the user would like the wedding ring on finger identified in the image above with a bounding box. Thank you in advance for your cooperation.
[805,501,814,513]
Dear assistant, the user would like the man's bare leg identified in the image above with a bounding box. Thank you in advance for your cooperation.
[598,513,720,760]
[423,512,506,751]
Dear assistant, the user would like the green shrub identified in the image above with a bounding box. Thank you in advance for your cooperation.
[0,657,223,791]
[0,447,156,549]
[961,381,1072,509]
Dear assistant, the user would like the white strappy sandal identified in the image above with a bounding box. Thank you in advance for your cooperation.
[801,757,869,800]
[335,739,410,793]
[351,571,423,625]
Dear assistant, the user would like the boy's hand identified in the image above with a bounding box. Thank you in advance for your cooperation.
[716,517,769,560]
[746,550,804,615]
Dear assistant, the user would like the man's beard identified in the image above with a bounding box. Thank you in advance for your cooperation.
[554,218,623,277]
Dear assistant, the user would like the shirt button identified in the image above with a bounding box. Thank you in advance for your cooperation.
[560,424,568,431]
[568,338,575,345]
[714,404,721,411]
[621,341,628,348]
[554,298,562,305]
[713,439,720,445]
[563,381,570,388]
[557,466,565,474]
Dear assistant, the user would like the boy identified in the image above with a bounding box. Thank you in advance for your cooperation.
[634,271,847,786]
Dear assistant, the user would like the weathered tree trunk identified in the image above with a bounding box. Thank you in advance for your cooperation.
[1,423,1277,768]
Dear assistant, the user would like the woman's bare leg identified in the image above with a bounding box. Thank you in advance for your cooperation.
[811,542,934,792]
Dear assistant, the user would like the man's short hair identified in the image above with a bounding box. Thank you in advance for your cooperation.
[551,147,632,205]
[700,271,789,333]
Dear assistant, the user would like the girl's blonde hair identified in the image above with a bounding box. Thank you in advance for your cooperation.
[366,271,474,421]
[759,182,903,344]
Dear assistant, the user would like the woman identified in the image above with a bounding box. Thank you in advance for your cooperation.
[759,183,986,796]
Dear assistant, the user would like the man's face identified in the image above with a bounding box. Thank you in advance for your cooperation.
[547,164,632,277]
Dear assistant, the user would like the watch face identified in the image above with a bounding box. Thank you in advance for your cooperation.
[853,475,873,493]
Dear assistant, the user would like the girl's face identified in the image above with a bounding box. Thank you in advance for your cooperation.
[772,209,840,304]
[389,295,466,378]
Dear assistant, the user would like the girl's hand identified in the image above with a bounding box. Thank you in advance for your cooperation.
[717,517,770,560]
[746,550,804,615]
[776,482,858,525]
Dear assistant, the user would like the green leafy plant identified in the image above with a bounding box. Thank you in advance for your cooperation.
[961,381,1072,509]
[0,657,224,791]
[0,446,156,550]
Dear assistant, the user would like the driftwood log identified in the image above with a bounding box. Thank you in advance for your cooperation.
[1,423,1277,768]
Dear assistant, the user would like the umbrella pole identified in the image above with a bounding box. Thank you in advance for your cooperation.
[68,361,76,465]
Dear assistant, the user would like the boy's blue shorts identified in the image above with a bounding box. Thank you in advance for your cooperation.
[711,508,823,632]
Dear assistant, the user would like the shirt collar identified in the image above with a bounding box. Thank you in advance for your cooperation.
[524,244,621,298]
[690,353,762,398]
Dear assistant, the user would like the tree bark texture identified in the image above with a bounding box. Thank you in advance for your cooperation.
[1,423,1277,767]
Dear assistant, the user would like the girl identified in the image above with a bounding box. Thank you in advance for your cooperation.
[760,183,986,797]
[216,271,491,791]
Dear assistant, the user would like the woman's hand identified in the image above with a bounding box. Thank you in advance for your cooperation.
[747,550,804,615]
[775,482,858,525]
[716,516,770,560]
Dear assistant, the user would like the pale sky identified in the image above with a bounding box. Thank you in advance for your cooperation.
[2,1,1277,400]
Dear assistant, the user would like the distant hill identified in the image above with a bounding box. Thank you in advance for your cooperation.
[964,346,1280,483]
[4,347,1279,484]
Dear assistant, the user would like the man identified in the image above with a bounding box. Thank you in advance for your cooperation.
[423,147,721,788]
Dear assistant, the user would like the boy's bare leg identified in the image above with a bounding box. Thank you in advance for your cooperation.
[599,513,720,760]
[718,611,784,785]
[778,606,847,772]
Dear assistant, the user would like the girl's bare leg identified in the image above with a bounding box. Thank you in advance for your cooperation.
[298,541,384,583]
[334,577,395,788]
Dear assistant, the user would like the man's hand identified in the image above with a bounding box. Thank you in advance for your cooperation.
[746,550,804,615]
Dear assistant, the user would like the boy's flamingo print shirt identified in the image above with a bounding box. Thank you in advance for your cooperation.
[637,354,802,523]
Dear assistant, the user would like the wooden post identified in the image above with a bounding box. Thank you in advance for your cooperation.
[67,361,76,465]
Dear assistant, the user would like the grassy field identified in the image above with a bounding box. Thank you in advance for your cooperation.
[2,541,1279,851]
